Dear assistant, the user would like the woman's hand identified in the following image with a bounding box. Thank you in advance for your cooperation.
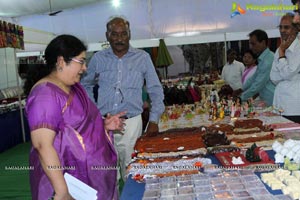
[104,111,127,131]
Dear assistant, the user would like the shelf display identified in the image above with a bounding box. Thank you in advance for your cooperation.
[0,86,24,114]
[0,20,24,49]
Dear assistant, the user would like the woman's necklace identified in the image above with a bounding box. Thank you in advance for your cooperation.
[47,74,71,94]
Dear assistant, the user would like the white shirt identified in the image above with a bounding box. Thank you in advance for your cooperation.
[270,36,300,116]
[221,60,245,90]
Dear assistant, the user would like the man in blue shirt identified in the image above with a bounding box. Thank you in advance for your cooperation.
[81,16,165,182]
[240,29,275,106]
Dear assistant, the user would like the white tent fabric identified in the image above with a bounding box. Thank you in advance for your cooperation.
[12,0,290,50]
[4,0,294,75]
[0,0,101,17]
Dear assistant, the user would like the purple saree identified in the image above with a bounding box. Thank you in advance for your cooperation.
[26,82,118,200]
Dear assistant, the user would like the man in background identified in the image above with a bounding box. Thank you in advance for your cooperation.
[221,49,245,94]
[271,14,300,123]
[240,29,275,106]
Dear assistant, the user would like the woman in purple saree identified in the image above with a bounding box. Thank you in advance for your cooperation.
[24,35,125,200]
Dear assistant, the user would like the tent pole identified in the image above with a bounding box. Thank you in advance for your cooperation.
[224,33,227,64]
[165,66,168,79]
[14,49,26,143]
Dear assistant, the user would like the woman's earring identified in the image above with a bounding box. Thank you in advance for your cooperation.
[58,67,63,72]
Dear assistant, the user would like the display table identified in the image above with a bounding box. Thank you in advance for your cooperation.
[121,100,300,199]
[0,109,30,153]
[120,151,283,200]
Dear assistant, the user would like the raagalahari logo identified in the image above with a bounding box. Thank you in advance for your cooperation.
[231,2,298,18]
[231,2,246,18]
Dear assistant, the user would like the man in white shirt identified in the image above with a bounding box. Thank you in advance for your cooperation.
[221,49,245,92]
[270,13,300,123]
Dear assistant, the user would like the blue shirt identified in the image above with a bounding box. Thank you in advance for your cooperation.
[81,46,165,122]
[241,48,275,106]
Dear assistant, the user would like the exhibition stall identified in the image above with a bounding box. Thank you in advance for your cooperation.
[0,0,299,199]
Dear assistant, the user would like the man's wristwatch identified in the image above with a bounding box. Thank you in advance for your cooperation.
[278,55,286,61]
[149,121,158,125]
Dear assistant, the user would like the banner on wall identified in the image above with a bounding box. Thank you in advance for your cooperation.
[0,20,24,50]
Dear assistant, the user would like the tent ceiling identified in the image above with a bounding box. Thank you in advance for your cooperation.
[1,0,291,52]
[0,0,103,17]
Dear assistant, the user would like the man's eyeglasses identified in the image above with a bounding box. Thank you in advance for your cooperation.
[71,58,86,66]
[109,31,129,39]
[114,87,124,103]
[277,25,292,30]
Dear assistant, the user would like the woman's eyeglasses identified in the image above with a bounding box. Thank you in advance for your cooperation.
[71,58,86,66]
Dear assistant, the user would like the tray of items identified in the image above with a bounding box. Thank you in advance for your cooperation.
[215,143,275,169]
